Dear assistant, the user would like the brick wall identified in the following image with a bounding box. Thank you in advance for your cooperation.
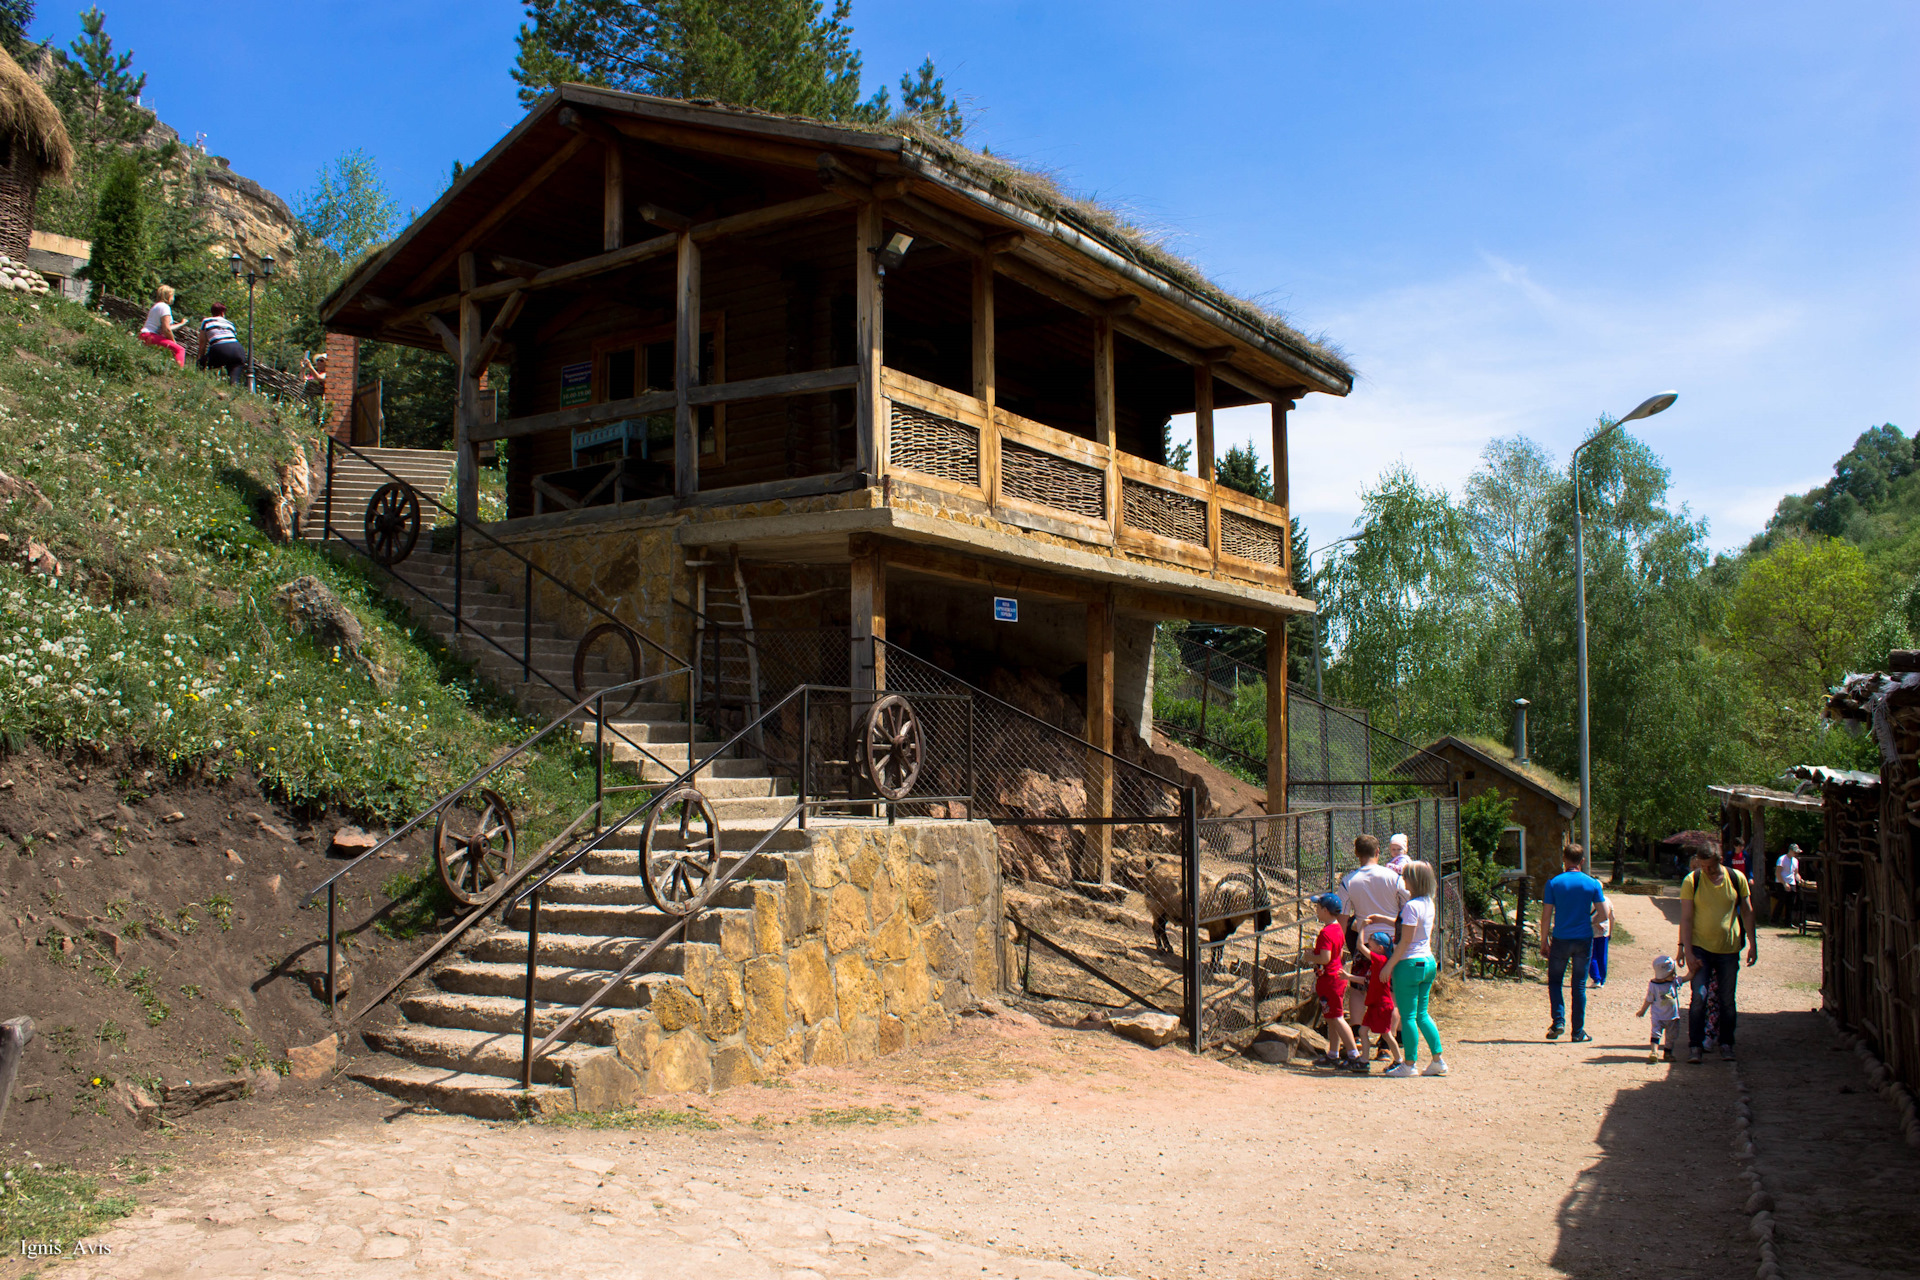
[322,332,357,441]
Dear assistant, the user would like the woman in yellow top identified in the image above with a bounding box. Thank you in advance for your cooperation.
[1677,847,1758,1065]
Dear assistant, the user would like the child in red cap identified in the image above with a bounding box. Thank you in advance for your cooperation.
[1356,928,1403,1074]
[1310,894,1359,1069]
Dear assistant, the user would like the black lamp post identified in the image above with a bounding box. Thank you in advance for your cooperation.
[228,251,275,392]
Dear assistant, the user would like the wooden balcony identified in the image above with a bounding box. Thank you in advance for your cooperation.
[880,368,1292,591]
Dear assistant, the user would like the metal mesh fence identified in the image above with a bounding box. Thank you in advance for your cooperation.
[1192,797,1462,1048]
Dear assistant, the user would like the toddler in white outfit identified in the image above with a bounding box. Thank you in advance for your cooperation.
[1637,954,1683,1062]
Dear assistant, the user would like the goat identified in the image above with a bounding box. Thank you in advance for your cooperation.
[1132,856,1273,956]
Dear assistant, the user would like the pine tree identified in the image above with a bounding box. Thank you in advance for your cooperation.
[1216,443,1273,502]
[36,7,156,238]
[897,57,963,139]
[511,0,957,130]
[0,0,36,59]
[83,153,144,305]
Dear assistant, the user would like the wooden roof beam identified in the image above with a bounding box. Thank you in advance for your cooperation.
[400,133,590,298]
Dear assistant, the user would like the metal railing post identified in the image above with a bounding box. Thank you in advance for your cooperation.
[326,883,338,1020]
[594,694,605,835]
[520,890,541,1090]
[453,519,464,636]
[523,560,533,682]
[966,696,976,813]
[1182,785,1201,1053]
[799,685,810,831]
[322,435,337,544]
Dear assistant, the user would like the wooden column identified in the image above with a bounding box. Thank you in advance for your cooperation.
[1094,317,1118,531]
[1272,396,1294,583]
[602,141,624,251]
[1194,364,1215,483]
[972,257,996,411]
[855,202,884,477]
[455,252,481,523]
[673,231,702,498]
[850,537,885,695]
[1266,621,1288,814]
[1087,593,1116,883]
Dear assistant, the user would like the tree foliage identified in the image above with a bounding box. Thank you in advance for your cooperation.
[0,0,35,58]
[1459,790,1514,916]
[511,0,958,131]
[1762,424,1912,544]
[1216,442,1272,502]
[82,153,143,304]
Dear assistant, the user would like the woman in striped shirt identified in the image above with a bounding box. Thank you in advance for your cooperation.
[197,303,247,384]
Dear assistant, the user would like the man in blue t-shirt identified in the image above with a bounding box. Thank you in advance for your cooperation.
[1539,845,1606,1042]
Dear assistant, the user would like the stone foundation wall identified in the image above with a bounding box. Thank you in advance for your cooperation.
[581,819,1004,1104]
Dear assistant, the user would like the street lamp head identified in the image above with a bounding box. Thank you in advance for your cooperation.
[262,254,275,279]
[1620,391,1677,424]
[228,251,243,278]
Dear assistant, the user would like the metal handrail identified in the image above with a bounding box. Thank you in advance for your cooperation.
[298,670,683,1021]
[507,682,973,1088]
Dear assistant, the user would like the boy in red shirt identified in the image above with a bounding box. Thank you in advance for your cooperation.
[1310,893,1360,1069]
[1353,928,1403,1074]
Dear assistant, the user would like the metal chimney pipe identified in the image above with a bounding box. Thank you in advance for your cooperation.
[1513,698,1531,765]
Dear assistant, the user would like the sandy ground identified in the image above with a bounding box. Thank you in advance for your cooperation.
[24,893,1920,1279]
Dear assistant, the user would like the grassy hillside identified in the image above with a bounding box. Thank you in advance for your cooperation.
[0,291,594,828]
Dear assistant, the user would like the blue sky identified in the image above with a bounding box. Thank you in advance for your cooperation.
[33,1,1916,553]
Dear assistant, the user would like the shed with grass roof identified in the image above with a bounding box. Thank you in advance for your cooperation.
[1423,735,1579,885]
[318,86,1355,860]
[0,47,72,263]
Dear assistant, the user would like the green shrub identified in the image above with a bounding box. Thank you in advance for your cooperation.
[1459,790,1515,917]
[70,330,139,381]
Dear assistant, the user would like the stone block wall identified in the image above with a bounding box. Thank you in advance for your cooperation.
[580,819,1003,1103]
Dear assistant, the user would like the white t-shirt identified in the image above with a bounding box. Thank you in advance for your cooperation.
[141,302,172,335]
[1398,896,1436,960]
[1776,855,1800,887]
[1646,978,1681,1021]
[1341,863,1408,933]
[1592,893,1612,938]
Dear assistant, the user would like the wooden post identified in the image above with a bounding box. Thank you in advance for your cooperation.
[1267,621,1288,814]
[1094,317,1118,530]
[1194,364,1215,483]
[1087,593,1116,884]
[602,140,624,251]
[850,537,885,695]
[855,202,884,477]
[673,231,702,498]
[973,257,996,411]
[1272,397,1293,579]
[455,252,480,523]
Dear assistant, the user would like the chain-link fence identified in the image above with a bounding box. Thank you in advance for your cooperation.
[1153,635,1452,806]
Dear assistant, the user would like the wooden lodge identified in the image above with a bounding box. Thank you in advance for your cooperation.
[319,87,1352,822]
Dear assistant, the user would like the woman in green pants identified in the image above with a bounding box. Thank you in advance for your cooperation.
[1368,860,1447,1078]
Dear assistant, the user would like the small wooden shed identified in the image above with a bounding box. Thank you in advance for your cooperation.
[1423,735,1577,885]
[0,48,71,262]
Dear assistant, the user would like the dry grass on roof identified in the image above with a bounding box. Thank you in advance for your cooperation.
[0,47,72,181]
[1456,735,1580,806]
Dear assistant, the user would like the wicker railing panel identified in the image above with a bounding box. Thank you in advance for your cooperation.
[1000,439,1105,522]
[889,402,980,487]
[1219,507,1285,566]
[1122,477,1208,547]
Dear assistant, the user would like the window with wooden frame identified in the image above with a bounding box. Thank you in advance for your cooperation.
[590,316,726,466]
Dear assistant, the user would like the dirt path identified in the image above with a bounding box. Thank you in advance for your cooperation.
[29,893,1916,1280]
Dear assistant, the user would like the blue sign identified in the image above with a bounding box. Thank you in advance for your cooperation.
[993,597,1018,622]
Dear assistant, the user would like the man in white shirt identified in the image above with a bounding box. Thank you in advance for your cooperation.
[1771,845,1803,926]
[1341,833,1409,1050]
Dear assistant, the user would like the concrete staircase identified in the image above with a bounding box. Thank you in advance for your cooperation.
[307,446,456,545]
[347,822,810,1118]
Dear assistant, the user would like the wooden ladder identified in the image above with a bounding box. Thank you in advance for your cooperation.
[687,549,762,743]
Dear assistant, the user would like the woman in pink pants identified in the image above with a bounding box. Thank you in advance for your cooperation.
[138,285,186,367]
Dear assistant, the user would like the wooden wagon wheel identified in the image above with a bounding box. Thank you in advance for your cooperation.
[573,622,644,717]
[862,693,923,801]
[640,786,721,916]
[363,481,421,566]
[434,788,517,906]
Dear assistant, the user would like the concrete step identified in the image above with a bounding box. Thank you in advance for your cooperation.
[520,866,779,909]
[467,928,690,974]
[396,991,626,1046]
[361,1024,601,1086]
[344,1056,574,1119]
[576,846,791,879]
[592,823,811,853]
[590,719,721,745]
[499,901,750,940]
[432,959,675,1008]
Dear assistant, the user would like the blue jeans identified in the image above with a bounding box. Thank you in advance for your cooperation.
[1689,947,1740,1048]
[1548,937,1593,1033]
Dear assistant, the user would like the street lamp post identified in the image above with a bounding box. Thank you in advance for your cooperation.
[228,251,275,393]
[1304,533,1362,701]
[1573,391,1677,871]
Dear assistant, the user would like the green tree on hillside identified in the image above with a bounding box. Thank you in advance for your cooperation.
[0,0,36,58]
[37,7,154,236]
[1729,537,1878,700]
[82,153,143,303]
[510,0,963,135]
[1216,442,1273,502]
[1761,424,1911,545]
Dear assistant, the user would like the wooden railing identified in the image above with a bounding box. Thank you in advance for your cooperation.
[880,368,1291,587]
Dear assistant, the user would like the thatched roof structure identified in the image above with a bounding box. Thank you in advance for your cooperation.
[0,46,73,181]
